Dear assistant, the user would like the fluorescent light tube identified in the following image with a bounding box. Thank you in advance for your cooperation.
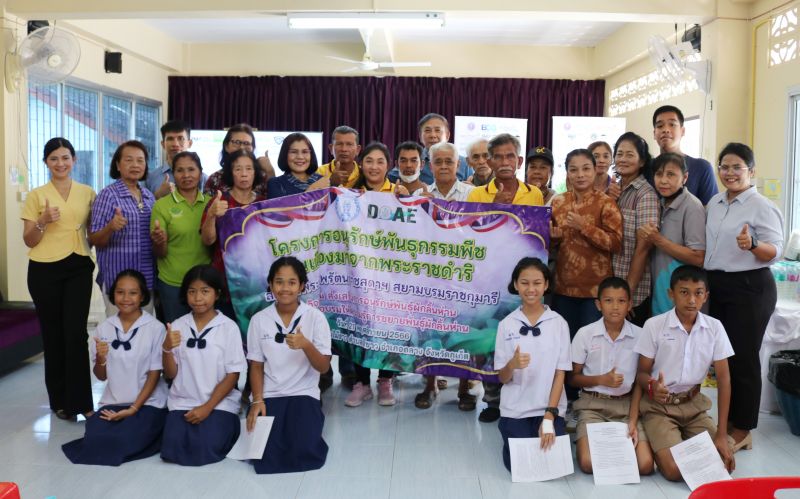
[288,12,444,30]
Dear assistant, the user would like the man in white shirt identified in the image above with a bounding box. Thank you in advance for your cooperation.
[427,142,474,202]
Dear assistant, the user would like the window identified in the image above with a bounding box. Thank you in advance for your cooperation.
[770,7,798,67]
[27,81,160,191]
[102,95,132,187]
[789,91,800,233]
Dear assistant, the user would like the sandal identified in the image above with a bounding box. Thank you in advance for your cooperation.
[414,389,437,409]
[458,393,477,411]
[436,378,448,390]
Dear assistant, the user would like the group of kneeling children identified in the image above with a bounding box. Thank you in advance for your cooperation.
[61,255,736,483]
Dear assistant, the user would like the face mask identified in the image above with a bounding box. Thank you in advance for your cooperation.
[399,170,420,183]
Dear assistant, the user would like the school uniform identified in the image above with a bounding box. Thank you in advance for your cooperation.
[246,301,331,474]
[160,311,247,466]
[494,306,571,471]
[62,312,169,465]
[570,318,647,442]
[634,309,734,452]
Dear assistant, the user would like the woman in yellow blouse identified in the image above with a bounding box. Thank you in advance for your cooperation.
[21,137,96,421]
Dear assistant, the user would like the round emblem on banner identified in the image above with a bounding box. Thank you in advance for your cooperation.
[335,195,360,222]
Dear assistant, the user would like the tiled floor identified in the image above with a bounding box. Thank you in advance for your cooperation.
[1,356,800,499]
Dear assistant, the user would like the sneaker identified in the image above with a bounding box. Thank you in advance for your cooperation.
[377,378,396,406]
[479,406,500,423]
[345,382,373,407]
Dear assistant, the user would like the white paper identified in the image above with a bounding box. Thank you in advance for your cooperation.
[670,431,732,491]
[586,422,640,485]
[508,435,574,482]
[226,416,274,460]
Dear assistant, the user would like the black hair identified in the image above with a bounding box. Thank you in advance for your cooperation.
[417,113,449,131]
[267,256,308,293]
[652,105,685,127]
[564,148,596,169]
[717,142,755,170]
[652,152,687,175]
[172,151,203,172]
[276,132,319,175]
[507,257,550,295]
[42,137,76,162]
[614,131,652,176]
[219,123,257,168]
[180,265,225,306]
[160,120,191,140]
[395,141,423,160]
[109,140,149,181]
[108,269,151,307]
[331,125,360,145]
[588,140,613,156]
[354,142,392,190]
[221,149,263,189]
[597,276,631,300]
[669,265,709,290]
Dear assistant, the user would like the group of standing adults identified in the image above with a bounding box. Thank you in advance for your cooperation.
[20,106,785,452]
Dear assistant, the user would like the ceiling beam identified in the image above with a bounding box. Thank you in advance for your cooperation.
[6,0,718,23]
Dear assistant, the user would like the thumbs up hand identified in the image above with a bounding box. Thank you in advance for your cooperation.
[94,336,109,361]
[163,323,181,351]
[508,344,531,370]
[493,181,515,205]
[108,207,128,232]
[602,367,624,388]
[736,224,753,251]
[649,371,670,404]
[39,198,61,225]
[210,190,228,218]
[151,219,167,246]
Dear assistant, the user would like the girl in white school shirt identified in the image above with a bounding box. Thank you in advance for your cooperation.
[494,257,571,472]
[160,265,247,466]
[62,270,169,466]
[246,256,331,474]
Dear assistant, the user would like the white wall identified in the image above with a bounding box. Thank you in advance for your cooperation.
[185,41,594,79]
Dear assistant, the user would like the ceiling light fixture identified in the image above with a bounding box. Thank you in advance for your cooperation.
[287,12,445,30]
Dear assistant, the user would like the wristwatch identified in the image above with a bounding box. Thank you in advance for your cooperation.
[544,407,559,418]
[750,234,759,251]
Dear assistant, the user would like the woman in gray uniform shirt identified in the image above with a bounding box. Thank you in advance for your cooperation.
[704,143,784,453]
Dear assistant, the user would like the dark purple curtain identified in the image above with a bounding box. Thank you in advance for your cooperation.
[168,75,604,162]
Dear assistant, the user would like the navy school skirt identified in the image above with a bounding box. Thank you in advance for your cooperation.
[498,415,567,472]
[252,395,328,474]
[62,405,168,466]
[160,409,240,466]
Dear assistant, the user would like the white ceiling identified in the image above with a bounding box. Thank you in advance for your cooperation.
[143,12,624,47]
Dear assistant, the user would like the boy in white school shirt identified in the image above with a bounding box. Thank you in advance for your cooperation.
[634,265,735,481]
[569,277,654,475]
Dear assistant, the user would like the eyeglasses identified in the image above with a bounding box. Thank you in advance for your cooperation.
[717,165,749,174]
[274,316,302,343]
[518,320,543,337]
[230,139,253,148]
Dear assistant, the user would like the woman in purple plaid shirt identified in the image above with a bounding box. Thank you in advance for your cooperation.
[89,141,156,317]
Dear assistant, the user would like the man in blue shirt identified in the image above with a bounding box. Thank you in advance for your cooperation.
[652,105,718,205]
[389,113,473,184]
[144,120,207,199]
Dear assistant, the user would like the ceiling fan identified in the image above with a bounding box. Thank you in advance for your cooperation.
[326,53,431,72]
[325,28,431,72]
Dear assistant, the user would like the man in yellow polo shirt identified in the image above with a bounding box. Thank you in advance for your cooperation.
[316,125,362,188]
[466,133,544,206]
